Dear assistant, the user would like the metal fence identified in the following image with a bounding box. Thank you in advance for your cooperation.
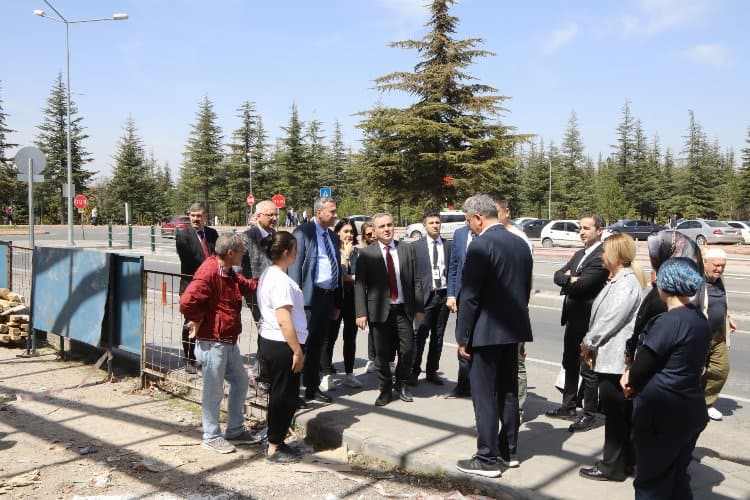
[141,269,268,412]
[8,244,33,305]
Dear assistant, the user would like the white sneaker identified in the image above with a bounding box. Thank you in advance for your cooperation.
[707,407,723,421]
[365,361,376,373]
[343,373,363,388]
[319,374,334,392]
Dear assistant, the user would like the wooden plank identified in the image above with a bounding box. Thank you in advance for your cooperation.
[9,315,29,323]
[0,324,7,334]
[20,323,30,332]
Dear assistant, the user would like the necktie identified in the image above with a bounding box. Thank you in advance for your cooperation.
[385,244,398,301]
[433,240,441,289]
[322,230,339,288]
[197,229,209,258]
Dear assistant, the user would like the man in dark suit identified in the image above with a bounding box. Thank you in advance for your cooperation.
[409,210,452,386]
[176,202,219,374]
[289,197,343,404]
[455,195,533,478]
[546,212,609,433]
[355,212,424,406]
[445,221,475,398]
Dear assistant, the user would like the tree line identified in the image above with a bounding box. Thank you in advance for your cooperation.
[2,0,749,227]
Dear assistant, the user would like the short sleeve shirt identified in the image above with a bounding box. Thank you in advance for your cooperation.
[258,266,308,344]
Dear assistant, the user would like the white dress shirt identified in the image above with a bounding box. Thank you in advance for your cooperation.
[378,240,404,304]
[428,236,447,290]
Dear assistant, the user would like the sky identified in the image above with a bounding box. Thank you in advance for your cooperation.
[2,0,748,181]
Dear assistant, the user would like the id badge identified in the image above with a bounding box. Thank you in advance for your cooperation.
[432,268,442,281]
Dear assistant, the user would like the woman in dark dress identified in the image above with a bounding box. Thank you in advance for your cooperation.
[621,258,711,499]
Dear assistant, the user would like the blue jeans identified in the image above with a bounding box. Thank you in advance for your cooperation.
[195,340,249,441]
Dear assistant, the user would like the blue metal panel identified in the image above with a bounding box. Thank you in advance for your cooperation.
[0,242,8,289]
[109,254,143,355]
[31,247,110,346]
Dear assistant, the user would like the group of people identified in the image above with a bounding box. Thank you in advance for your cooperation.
[175,198,733,497]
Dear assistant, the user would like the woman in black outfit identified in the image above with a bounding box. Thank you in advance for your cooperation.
[621,257,711,499]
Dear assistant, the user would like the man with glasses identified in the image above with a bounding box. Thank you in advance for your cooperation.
[241,200,278,321]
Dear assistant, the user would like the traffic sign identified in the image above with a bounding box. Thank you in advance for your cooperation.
[319,187,332,198]
[14,146,47,175]
[272,194,286,209]
[246,194,255,206]
[74,195,88,209]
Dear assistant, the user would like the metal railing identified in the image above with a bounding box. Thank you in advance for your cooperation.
[8,244,33,305]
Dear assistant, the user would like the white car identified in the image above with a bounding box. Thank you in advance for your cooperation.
[725,221,750,244]
[405,210,466,240]
[540,220,582,248]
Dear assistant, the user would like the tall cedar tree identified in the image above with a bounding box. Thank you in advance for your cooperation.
[0,81,23,216]
[673,111,715,218]
[519,140,550,218]
[559,110,590,217]
[306,119,328,198]
[358,0,526,209]
[178,95,224,215]
[34,73,93,224]
[328,121,349,198]
[739,127,750,218]
[278,103,316,211]
[225,101,262,224]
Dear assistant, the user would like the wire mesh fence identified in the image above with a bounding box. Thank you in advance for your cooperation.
[9,244,33,305]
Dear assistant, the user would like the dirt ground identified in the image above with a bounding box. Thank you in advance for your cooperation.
[0,344,494,499]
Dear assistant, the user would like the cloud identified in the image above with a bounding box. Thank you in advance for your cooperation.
[375,0,429,26]
[681,43,731,68]
[541,24,579,54]
[621,0,711,36]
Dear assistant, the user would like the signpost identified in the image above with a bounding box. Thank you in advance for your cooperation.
[319,187,332,199]
[14,146,47,247]
[246,194,255,206]
[74,195,88,240]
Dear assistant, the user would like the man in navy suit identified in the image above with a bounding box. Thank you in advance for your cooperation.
[409,210,452,386]
[455,195,533,478]
[445,219,475,398]
[289,197,343,404]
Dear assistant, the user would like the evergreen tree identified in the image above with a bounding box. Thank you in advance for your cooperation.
[328,121,349,198]
[0,81,18,163]
[593,157,629,224]
[519,140,550,218]
[358,0,527,209]
[306,118,328,193]
[673,111,714,218]
[0,81,22,220]
[559,110,589,217]
[177,94,224,215]
[277,103,316,210]
[739,126,750,218]
[34,73,93,224]
[612,100,637,216]
[107,117,153,223]
[225,101,261,224]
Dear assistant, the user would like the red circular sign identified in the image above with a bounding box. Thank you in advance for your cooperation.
[246,194,255,206]
[272,194,286,209]
[74,195,88,209]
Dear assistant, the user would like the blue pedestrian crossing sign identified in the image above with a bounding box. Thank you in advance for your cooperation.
[319,187,332,198]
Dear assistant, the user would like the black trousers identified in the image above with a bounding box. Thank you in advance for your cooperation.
[634,425,703,500]
[182,318,196,363]
[561,324,598,413]
[596,373,634,480]
[371,304,415,390]
[470,344,519,462]
[258,337,302,445]
[303,287,336,393]
[412,289,449,376]
[322,284,358,374]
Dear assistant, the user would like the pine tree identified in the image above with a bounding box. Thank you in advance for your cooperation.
[612,100,638,216]
[559,110,589,217]
[0,81,22,219]
[519,140,550,218]
[34,73,93,224]
[358,0,527,209]
[328,121,349,198]
[277,103,316,211]
[107,117,154,223]
[178,95,224,215]
[306,118,327,194]
[225,101,261,224]
[593,156,629,224]
[673,110,714,218]
[739,127,750,218]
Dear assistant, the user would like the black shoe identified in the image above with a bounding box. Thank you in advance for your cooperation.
[568,414,596,433]
[425,373,444,385]
[579,466,625,482]
[397,386,414,402]
[444,386,471,399]
[266,445,301,464]
[185,362,197,375]
[297,397,309,409]
[305,388,332,403]
[545,407,577,420]
[375,389,392,406]
[406,373,419,386]
[456,457,501,478]
[499,450,520,468]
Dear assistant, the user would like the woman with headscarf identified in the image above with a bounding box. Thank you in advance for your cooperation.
[621,258,711,499]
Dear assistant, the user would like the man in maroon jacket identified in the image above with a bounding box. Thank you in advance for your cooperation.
[180,232,261,454]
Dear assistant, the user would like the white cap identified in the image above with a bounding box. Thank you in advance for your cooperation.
[703,248,727,260]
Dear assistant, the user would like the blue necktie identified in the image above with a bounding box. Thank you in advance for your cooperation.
[322,231,339,288]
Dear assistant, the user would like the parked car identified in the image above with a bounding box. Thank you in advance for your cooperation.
[521,218,549,239]
[405,210,466,240]
[674,219,742,245]
[161,215,190,238]
[540,220,581,248]
[511,217,539,226]
[725,221,750,244]
[345,214,372,233]
[603,219,667,240]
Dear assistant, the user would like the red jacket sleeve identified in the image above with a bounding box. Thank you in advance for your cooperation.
[179,268,212,323]
[236,273,258,296]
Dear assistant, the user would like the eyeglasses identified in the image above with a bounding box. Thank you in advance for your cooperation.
[260,213,277,218]
[365,232,374,238]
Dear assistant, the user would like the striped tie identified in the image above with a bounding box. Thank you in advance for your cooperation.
[323,230,339,288]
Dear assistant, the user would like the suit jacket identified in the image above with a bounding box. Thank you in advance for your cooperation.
[455,224,533,348]
[413,236,452,305]
[354,240,424,323]
[241,225,273,279]
[288,221,343,308]
[447,225,471,299]
[176,225,218,295]
[553,244,609,332]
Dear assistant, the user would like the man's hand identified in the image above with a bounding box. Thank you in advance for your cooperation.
[415,312,424,325]
[580,343,593,369]
[356,316,368,330]
[446,296,457,313]
[331,308,341,321]
[291,350,305,374]
[729,317,737,333]
[620,369,635,399]
[458,343,471,360]
[570,276,579,283]
[187,320,202,339]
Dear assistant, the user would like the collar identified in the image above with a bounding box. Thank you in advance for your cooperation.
[479,222,502,236]
[609,267,633,283]
[378,240,395,252]
[314,218,330,236]
[428,235,442,244]
[584,240,602,255]
[258,226,270,238]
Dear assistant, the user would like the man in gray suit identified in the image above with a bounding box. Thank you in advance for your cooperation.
[241,200,277,321]
[355,213,424,406]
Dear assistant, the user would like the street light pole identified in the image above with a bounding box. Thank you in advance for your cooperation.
[34,1,128,246]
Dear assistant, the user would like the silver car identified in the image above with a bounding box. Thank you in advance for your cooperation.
[405,210,466,240]
[674,219,742,245]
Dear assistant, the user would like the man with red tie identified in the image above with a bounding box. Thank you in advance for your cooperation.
[177,202,219,373]
[355,213,424,406]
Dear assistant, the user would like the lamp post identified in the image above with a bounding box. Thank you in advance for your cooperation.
[34,1,127,246]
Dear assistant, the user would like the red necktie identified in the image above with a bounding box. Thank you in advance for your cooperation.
[198,230,209,258]
[385,245,398,301]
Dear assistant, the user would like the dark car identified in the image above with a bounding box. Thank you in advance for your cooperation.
[521,218,549,239]
[161,215,190,238]
[604,219,666,240]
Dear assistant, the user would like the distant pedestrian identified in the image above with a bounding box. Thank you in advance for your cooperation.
[91,207,99,226]
[6,206,14,225]
[302,209,309,224]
